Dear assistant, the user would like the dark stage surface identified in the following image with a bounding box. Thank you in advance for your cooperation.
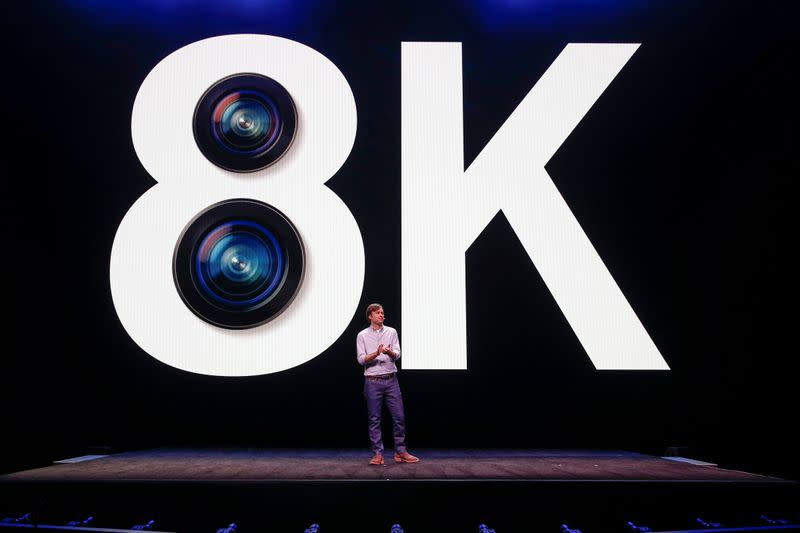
[1,449,786,483]
[2,449,797,532]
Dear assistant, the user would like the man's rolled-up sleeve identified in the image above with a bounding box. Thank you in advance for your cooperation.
[356,333,367,365]
[392,330,401,360]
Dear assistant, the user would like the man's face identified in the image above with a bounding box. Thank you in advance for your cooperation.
[369,307,385,326]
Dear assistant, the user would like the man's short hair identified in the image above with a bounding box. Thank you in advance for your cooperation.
[366,303,383,321]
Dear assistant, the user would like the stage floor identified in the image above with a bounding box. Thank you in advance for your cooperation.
[2,450,797,532]
[0,449,785,483]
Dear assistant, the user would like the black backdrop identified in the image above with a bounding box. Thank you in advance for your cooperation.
[6,0,797,480]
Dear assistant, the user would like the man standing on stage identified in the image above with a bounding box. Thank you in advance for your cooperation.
[356,303,420,466]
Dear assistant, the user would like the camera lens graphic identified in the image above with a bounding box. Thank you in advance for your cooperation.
[195,220,284,309]
[215,93,278,153]
[174,199,305,329]
[194,74,296,172]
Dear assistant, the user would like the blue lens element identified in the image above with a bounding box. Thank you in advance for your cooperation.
[220,98,271,149]
[211,90,280,155]
[194,220,286,310]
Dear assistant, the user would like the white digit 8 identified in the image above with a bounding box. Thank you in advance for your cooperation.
[110,35,364,376]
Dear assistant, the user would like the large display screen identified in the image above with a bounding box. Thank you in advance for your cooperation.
[7,0,795,478]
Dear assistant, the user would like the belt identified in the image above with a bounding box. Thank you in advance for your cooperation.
[365,373,396,380]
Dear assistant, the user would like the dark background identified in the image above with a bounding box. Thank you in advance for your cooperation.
[6,0,796,482]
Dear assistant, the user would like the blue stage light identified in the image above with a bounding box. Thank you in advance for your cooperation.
[469,0,651,32]
[58,0,327,34]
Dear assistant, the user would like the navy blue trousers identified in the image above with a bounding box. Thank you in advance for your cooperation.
[364,374,407,455]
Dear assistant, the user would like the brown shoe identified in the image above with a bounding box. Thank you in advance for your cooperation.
[369,453,385,466]
[394,452,420,463]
